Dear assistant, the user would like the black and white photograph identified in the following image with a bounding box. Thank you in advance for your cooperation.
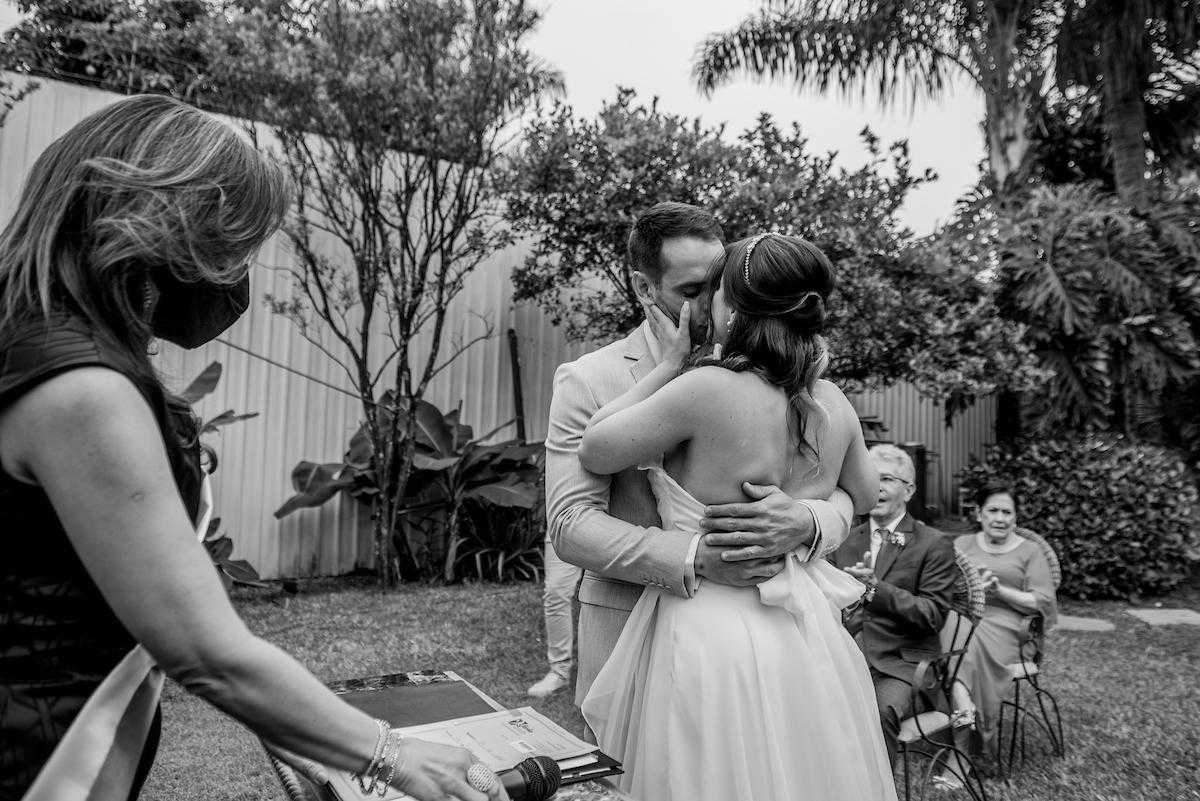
[1,2,1198,800]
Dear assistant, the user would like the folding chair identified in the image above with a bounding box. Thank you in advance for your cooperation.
[894,549,989,801]
[997,527,1065,774]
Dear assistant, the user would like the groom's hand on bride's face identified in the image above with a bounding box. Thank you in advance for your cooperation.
[699,482,816,562]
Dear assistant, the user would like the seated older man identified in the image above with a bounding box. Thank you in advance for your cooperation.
[832,444,958,764]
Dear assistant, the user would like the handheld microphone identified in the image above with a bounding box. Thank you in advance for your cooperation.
[495,756,562,801]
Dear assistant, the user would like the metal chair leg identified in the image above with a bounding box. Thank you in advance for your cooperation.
[1032,684,1065,756]
[917,747,942,801]
[1006,680,1024,773]
[931,742,989,801]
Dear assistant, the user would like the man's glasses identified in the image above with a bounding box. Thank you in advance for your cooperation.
[879,473,913,488]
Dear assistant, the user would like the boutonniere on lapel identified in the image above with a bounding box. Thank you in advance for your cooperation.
[887,530,907,548]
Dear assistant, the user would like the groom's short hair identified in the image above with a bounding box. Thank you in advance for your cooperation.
[627,202,723,283]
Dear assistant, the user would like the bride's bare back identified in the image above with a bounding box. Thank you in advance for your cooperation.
[662,367,864,506]
[580,363,875,513]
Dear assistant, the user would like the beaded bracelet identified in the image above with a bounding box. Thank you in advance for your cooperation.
[355,719,392,795]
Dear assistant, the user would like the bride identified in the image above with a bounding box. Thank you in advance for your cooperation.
[578,233,898,801]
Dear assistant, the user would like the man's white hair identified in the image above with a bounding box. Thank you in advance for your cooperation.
[869,443,915,483]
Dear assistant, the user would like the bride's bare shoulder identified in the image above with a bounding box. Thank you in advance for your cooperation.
[672,365,762,399]
[812,379,854,413]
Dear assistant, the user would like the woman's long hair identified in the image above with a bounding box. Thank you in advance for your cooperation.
[0,93,290,347]
[0,94,290,487]
[699,233,835,456]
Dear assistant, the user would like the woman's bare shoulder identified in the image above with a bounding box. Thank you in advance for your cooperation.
[0,367,152,478]
[809,379,859,432]
[813,378,852,408]
[8,366,144,421]
[668,365,748,398]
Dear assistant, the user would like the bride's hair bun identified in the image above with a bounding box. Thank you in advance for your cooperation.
[734,234,834,335]
[778,291,827,333]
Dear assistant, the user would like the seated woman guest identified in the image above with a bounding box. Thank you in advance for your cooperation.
[941,483,1057,782]
[0,95,505,801]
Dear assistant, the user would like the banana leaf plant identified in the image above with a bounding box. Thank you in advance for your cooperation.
[203,517,270,590]
[180,361,264,586]
[276,394,542,581]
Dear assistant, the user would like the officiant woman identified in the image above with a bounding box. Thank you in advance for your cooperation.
[0,94,506,801]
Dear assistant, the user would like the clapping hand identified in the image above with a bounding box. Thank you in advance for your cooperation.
[978,568,1000,594]
[844,550,874,584]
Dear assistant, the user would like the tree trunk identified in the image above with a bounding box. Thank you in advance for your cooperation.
[984,88,1033,196]
[1100,62,1150,210]
[372,497,403,587]
[995,389,1024,444]
[977,0,1041,199]
[1096,6,1151,210]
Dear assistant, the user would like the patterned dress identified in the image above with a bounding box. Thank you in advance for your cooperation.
[0,315,201,800]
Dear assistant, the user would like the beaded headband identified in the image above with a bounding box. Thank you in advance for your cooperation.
[742,233,825,322]
[743,233,771,285]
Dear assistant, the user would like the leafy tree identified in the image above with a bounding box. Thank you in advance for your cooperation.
[0,73,37,129]
[202,0,559,585]
[955,182,1200,437]
[1,0,219,105]
[1054,0,1200,209]
[503,89,738,341]
[503,89,1047,415]
[692,0,1062,196]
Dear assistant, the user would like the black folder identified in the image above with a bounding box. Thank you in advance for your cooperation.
[329,672,498,727]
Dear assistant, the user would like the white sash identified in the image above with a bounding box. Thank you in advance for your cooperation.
[22,478,214,801]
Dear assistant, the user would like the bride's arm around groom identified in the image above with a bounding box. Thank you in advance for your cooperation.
[544,322,855,707]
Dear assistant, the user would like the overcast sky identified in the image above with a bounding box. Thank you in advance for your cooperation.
[1,0,985,233]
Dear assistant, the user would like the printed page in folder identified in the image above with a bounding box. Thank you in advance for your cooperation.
[326,707,603,801]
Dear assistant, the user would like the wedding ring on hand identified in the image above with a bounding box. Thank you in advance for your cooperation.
[466,763,498,793]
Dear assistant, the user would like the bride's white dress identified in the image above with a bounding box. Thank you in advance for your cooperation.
[582,462,899,801]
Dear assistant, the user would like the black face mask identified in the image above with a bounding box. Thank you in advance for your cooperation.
[150,274,250,349]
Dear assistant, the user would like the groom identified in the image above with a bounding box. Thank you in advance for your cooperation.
[545,202,855,711]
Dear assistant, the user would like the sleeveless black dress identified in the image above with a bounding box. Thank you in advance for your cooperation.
[0,315,202,800]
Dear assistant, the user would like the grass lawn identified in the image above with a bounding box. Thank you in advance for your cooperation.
[142,576,1200,801]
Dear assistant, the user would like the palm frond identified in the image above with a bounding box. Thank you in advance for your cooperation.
[1003,185,1102,335]
[1028,342,1112,431]
[693,0,964,107]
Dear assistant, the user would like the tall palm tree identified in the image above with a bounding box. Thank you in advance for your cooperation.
[1055,0,1200,209]
[693,0,1061,195]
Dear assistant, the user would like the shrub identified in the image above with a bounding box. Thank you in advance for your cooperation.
[959,435,1200,599]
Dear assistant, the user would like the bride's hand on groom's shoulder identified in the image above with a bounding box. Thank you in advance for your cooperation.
[643,300,692,368]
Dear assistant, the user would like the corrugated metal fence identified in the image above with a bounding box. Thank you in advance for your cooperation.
[1,77,993,577]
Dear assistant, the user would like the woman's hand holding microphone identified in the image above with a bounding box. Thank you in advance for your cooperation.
[348,724,509,801]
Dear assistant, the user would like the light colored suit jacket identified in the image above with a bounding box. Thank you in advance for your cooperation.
[546,325,852,703]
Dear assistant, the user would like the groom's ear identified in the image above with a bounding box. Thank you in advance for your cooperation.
[630,270,657,304]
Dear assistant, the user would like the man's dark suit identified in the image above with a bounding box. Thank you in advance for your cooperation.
[832,513,957,763]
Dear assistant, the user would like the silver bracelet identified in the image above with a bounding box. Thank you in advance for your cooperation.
[376,730,405,797]
[355,719,391,795]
